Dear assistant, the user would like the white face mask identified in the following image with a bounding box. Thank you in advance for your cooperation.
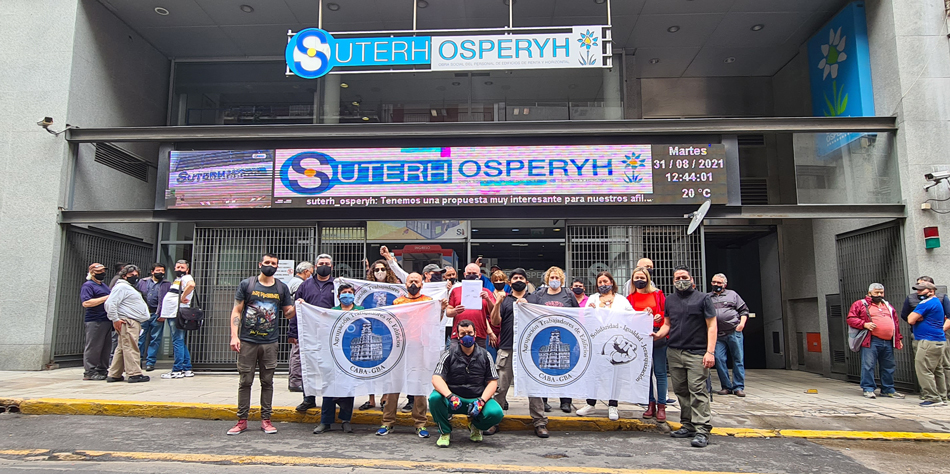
[374,270,387,281]
[548,279,561,290]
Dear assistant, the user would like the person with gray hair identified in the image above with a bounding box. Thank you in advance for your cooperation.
[846,282,905,399]
[103,265,151,383]
[286,261,313,392]
[709,273,750,397]
[293,253,336,413]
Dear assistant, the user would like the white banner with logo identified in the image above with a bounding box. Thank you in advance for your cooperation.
[512,303,653,403]
[297,299,443,397]
[333,277,448,308]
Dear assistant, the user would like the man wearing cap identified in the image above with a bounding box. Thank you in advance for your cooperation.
[80,263,112,380]
[909,281,949,406]
[846,283,904,399]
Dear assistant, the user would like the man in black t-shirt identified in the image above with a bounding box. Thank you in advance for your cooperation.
[428,320,504,448]
[489,268,550,438]
[227,253,295,436]
[659,265,716,448]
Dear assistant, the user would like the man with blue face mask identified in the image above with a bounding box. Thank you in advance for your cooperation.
[429,319,504,448]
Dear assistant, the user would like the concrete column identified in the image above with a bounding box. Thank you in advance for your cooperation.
[322,74,341,124]
[603,62,623,120]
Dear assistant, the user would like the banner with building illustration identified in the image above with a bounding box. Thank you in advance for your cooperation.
[296,299,443,397]
[512,303,653,402]
[333,277,448,309]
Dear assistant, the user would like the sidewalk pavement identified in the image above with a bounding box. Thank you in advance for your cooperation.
[2,367,949,436]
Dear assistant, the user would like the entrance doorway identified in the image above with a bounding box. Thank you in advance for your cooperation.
[471,219,565,288]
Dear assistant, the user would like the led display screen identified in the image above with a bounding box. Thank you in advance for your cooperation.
[166,144,727,208]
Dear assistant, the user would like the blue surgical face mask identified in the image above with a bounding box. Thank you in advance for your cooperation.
[460,334,476,347]
[339,293,355,306]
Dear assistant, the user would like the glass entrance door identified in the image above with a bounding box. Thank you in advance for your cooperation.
[471,219,566,288]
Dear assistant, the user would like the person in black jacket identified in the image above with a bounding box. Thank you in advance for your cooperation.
[135,263,172,372]
[658,265,717,448]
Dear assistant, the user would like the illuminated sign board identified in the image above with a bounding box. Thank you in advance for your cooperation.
[166,145,726,209]
[285,26,610,79]
[166,150,273,209]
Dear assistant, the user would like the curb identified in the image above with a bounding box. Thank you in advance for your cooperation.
[5,397,950,441]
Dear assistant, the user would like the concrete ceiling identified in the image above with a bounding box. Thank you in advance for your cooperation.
[100,0,849,78]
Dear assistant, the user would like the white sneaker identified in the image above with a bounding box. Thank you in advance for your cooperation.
[161,371,184,379]
[576,404,596,417]
[608,406,619,421]
[183,370,195,377]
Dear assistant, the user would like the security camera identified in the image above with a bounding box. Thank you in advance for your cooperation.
[35,117,75,137]
[924,170,950,191]
[37,117,54,128]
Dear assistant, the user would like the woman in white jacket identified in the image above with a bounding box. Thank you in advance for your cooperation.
[576,271,634,420]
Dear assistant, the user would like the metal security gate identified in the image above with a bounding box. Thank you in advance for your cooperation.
[189,226,317,367]
[319,226,367,280]
[835,221,914,389]
[54,226,154,360]
[567,225,704,295]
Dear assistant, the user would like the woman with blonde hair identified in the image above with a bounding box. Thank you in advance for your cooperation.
[528,266,579,413]
[576,270,634,420]
[626,265,669,422]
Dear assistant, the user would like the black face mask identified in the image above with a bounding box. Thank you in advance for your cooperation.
[633,280,648,290]
[493,282,506,291]
[429,272,443,282]
[919,294,929,301]
[511,281,527,292]
[464,274,480,281]
[126,275,140,285]
[448,277,457,285]
[407,284,421,295]
[174,270,186,278]
[712,285,724,293]
[94,272,106,281]
[316,265,332,277]
[260,265,277,277]
[870,295,884,304]
[572,287,585,295]
[153,273,165,281]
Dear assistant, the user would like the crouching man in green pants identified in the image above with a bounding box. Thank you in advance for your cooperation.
[429,319,505,447]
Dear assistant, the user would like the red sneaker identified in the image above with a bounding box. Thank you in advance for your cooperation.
[227,419,247,435]
[261,419,278,434]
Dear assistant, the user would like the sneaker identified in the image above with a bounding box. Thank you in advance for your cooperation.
[358,401,375,410]
[127,375,150,383]
[468,423,483,442]
[881,392,905,399]
[690,433,709,448]
[312,423,330,434]
[436,433,451,447]
[144,365,155,372]
[161,371,184,379]
[716,389,732,396]
[543,401,552,412]
[401,401,413,413]
[296,397,317,413]
[671,428,696,438]
[416,427,430,438]
[863,391,876,399]
[559,401,572,413]
[575,404,596,417]
[227,420,247,435]
[920,400,947,407]
[83,373,107,381]
[261,419,278,434]
[342,422,352,433]
[106,376,124,383]
[183,370,195,377]
[608,406,619,421]
[376,425,392,436]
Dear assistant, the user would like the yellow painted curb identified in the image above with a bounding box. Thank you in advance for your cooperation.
[779,429,950,441]
[0,448,762,474]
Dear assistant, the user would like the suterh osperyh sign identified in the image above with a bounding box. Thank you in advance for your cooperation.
[165,145,728,209]
[285,26,610,79]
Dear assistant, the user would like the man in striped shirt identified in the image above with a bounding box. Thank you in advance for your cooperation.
[428,320,504,448]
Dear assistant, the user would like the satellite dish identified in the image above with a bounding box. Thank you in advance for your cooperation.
[686,200,711,235]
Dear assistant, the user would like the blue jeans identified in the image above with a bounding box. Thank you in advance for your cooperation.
[321,397,354,424]
[649,339,669,403]
[168,319,192,372]
[714,331,745,391]
[861,336,896,394]
[138,312,164,366]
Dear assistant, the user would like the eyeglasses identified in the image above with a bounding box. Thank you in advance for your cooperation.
[374,267,386,272]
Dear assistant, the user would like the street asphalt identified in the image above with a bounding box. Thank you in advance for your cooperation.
[0,412,908,473]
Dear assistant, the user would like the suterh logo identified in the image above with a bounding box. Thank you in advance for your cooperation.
[278,151,452,195]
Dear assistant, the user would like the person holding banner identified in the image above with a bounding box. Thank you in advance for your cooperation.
[571,279,589,307]
[312,283,361,434]
[429,320,504,448]
[527,266,578,414]
[294,254,336,414]
[489,268,551,438]
[576,271,635,421]
[357,259,402,411]
[626,266,669,422]
[376,273,434,438]
[227,254,296,436]
[663,265,717,448]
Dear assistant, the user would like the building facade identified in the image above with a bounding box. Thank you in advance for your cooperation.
[2,1,948,391]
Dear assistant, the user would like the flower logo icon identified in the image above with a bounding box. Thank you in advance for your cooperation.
[817,27,847,80]
[623,153,645,184]
[577,29,599,66]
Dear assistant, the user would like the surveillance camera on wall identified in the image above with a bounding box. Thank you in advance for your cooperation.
[924,170,950,191]
[37,117,54,128]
